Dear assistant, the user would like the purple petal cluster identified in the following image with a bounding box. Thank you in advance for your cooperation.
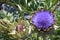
[16,25,23,32]
[32,10,54,30]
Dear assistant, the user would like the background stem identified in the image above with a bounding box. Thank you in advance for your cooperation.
[51,1,60,12]
[37,33,39,40]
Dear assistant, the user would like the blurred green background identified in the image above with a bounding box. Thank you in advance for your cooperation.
[0,0,60,40]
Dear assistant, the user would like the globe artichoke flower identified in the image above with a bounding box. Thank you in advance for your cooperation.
[16,24,23,32]
[32,10,55,31]
[15,19,29,33]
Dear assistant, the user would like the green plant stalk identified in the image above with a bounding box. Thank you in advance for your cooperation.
[50,1,60,12]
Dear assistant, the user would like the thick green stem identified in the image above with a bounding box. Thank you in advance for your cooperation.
[37,33,39,40]
[43,36,46,40]
[51,1,60,12]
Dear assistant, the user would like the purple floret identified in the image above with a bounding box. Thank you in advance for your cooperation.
[32,10,54,30]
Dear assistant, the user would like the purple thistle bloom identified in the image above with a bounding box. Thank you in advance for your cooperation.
[32,10,54,30]
[16,24,23,32]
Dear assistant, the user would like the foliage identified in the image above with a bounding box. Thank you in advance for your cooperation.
[0,0,60,40]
